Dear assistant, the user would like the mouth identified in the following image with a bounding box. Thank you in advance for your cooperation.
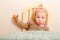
[39,22,44,25]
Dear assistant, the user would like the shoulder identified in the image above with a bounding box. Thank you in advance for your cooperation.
[44,27,49,31]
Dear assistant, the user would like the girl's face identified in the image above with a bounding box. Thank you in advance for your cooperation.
[35,11,47,26]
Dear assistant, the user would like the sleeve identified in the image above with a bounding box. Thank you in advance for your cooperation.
[12,18,28,30]
[17,21,29,30]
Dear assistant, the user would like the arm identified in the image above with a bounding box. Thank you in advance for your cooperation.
[12,15,28,31]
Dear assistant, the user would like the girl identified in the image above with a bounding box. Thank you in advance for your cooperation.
[12,4,49,31]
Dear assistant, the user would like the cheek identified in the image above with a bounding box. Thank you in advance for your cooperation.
[41,18,47,23]
[35,18,39,22]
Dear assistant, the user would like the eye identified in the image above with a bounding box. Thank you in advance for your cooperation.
[37,16,40,18]
[42,17,44,19]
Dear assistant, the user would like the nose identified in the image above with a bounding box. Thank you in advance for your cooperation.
[39,18,42,21]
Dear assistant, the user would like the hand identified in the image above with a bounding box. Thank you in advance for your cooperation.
[12,15,18,23]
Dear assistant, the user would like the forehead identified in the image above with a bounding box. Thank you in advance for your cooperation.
[36,11,46,17]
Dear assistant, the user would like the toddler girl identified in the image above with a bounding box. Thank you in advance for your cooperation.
[12,4,49,31]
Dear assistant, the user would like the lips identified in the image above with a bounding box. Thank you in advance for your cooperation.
[39,22,44,25]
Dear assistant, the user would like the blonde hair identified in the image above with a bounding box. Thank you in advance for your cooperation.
[31,4,48,26]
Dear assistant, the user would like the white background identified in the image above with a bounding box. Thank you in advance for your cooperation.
[0,0,60,34]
